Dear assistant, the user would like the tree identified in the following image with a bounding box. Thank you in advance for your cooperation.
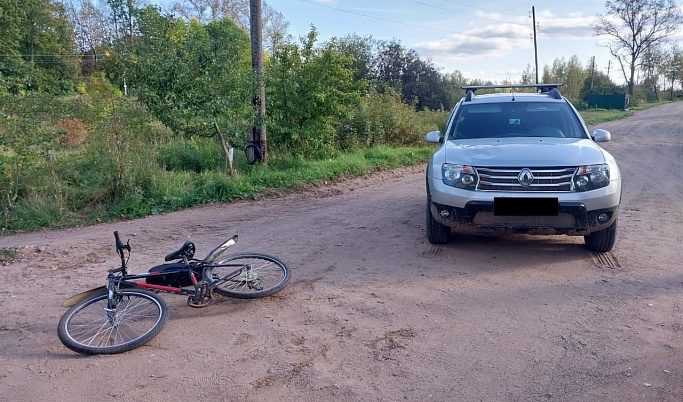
[327,33,375,83]
[662,44,683,100]
[595,0,683,95]
[401,56,449,110]
[443,70,469,105]
[266,26,362,158]
[0,0,78,93]
[168,0,288,53]
[521,64,535,84]
[539,56,588,102]
[63,0,109,74]
[107,0,143,43]
[107,6,254,145]
[372,40,406,93]
[580,70,621,101]
[371,39,450,110]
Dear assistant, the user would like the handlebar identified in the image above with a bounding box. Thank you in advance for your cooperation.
[113,231,130,273]
[114,231,123,249]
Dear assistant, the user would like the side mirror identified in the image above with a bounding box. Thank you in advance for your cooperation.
[426,130,443,144]
[592,129,611,142]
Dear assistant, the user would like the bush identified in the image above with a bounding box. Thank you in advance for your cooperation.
[157,138,225,173]
[338,90,448,149]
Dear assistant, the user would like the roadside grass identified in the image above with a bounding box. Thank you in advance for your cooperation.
[3,144,435,232]
[581,100,670,126]
[0,246,18,265]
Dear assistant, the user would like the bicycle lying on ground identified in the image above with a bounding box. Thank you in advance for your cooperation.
[58,231,290,355]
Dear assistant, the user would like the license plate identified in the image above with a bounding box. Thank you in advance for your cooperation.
[494,197,558,216]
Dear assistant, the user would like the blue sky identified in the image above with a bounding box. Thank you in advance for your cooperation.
[265,0,683,84]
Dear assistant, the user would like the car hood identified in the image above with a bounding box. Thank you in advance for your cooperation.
[443,137,607,166]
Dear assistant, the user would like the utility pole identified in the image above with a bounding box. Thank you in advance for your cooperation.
[606,60,611,78]
[249,0,267,164]
[590,56,595,91]
[531,6,539,84]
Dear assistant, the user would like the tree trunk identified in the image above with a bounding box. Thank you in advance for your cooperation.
[629,58,636,96]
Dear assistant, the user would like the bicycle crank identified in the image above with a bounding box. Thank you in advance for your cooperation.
[187,295,212,308]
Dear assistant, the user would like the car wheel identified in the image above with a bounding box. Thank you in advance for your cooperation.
[584,220,617,252]
[426,199,451,244]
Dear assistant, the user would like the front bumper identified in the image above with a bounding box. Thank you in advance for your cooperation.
[430,201,619,236]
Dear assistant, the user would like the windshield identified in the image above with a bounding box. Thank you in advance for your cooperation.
[448,101,587,140]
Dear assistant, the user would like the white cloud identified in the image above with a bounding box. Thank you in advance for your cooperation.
[414,11,598,61]
[414,24,531,59]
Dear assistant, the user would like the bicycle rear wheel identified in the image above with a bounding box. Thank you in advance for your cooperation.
[204,253,290,299]
[58,289,168,355]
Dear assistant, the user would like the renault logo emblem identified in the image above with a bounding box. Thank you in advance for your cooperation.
[518,168,534,187]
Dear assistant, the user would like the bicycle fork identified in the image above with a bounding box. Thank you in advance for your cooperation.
[106,286,119,328]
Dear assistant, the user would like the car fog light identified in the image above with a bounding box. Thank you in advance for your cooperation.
[439,209,450,218]
[597,213,610,224]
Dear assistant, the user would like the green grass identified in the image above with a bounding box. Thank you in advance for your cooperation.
[105,145,434,220]
[580,109,632,126]
[0,246,18,264]
[579,100,671,126]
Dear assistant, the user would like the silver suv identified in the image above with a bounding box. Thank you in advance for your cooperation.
[425,84,621,252]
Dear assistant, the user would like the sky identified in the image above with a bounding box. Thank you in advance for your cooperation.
[264,0,683,85]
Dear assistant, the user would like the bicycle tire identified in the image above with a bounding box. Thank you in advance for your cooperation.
[58,289,168,355]
[204,253,290,299]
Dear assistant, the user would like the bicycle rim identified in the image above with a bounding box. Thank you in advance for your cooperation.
[58,290,168,355]
[205,253,290,299]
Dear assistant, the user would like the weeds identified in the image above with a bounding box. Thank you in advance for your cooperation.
[0,246,18,265]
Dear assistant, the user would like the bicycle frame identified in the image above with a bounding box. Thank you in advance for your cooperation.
[64,234,243,307]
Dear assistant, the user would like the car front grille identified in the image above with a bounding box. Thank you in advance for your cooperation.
[475,166,577,192]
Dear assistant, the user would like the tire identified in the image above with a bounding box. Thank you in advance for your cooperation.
[426,199,451,244]
[204,253,290,299]
[584,220,617,252]
[58,289,168,355]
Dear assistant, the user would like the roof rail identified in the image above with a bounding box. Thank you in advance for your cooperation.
[461,83,564,101]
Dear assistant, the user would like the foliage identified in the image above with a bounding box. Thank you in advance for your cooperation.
[540,56,588,102]
[580,70,622,102]
[168,0,289,53]
[327,33,375,83]
[662,44,683,100]
[0,0,79,94]
[266,26,363,159]
[106,7,254,145]
[337,89,447,149]
[371,39,450,111]
[0,94,61,228]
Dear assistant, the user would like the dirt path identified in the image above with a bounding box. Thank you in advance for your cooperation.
[1,103,682,402]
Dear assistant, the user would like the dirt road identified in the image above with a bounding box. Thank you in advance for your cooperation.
[1,103,682,402]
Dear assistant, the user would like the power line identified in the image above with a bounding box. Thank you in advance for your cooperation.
[410,0,527,27]
[438,0,524,18]
[297,0,466,34]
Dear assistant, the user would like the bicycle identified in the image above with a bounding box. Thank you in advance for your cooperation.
[58,231,291,355]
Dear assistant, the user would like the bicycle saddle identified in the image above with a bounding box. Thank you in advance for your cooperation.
[164,241,196,261]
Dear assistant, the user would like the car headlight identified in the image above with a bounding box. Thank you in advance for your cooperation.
[573,164,610,191]
[442,164,478,190]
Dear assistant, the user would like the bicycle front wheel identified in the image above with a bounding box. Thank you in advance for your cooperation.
[204,253,290,299]
[58,289,168,355]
